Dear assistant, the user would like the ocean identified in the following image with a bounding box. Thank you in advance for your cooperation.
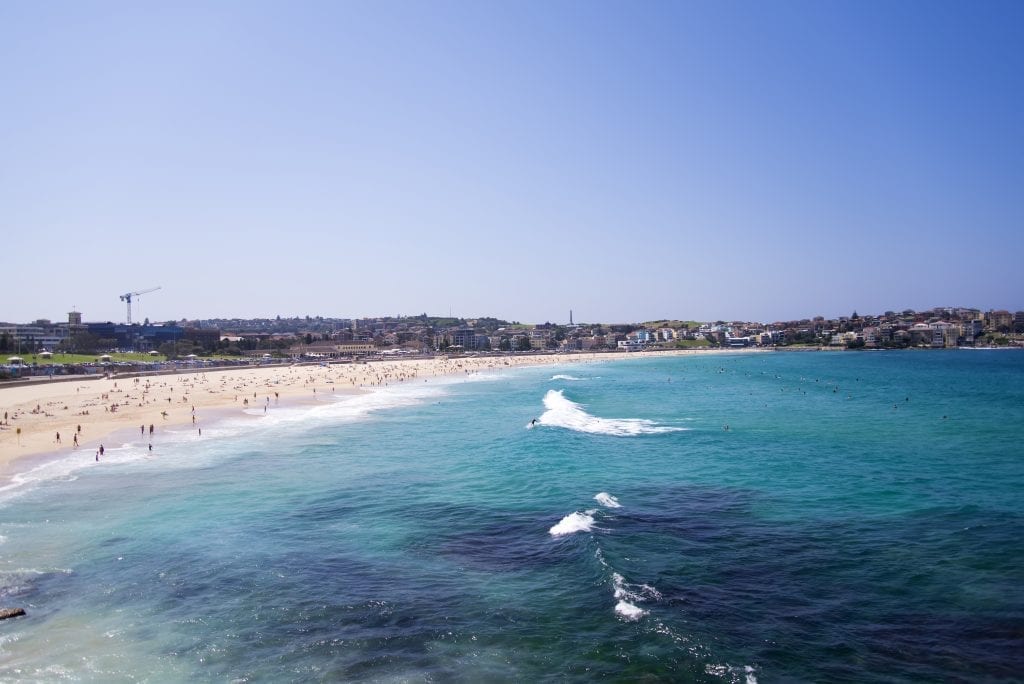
[1,350,1022,682]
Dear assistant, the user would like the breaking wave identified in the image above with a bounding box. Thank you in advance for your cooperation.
[538,390,686,436]
[549,510,597,537]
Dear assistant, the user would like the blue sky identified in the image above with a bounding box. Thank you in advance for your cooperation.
[2,1,1021,324]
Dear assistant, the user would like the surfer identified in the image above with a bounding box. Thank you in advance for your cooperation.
[530,418,538,426]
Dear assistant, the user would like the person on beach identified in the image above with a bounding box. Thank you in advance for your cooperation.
[73,433,78,447]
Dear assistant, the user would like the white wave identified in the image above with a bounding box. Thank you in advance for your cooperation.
[611,571,662,621]
[594,492,621,508]
[538,390,687,437]
[0,383,451,502]
[550,374,584,381]
[612,572,662,602]
[705,664,758,683]
[548,510,596,536]
[615,600,647,620]
[459,372,504,383]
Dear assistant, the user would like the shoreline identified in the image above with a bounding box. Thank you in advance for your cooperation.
[0,349,765,487]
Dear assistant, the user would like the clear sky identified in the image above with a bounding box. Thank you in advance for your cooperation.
[2,1,1021,325]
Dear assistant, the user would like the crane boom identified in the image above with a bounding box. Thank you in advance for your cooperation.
[119,286,161,324]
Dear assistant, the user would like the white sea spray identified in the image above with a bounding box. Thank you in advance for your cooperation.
[538,390,686,436]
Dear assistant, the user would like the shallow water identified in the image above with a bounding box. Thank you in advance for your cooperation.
[1,351,1022,681]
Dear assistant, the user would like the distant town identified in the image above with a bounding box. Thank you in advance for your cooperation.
[2,306,1023,368]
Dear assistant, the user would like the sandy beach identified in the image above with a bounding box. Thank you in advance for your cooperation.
[0,349,762,478]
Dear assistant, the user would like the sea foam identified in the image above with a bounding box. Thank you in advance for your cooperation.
[610,571,662,621]
[550,374,584,381]
[0,381,455,501]
[594,492,622,508]
[538,390,686,437]
[549,510,597,536]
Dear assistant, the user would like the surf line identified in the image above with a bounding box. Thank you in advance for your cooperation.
[548,492,659,622]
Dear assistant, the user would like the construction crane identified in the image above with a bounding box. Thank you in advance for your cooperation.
[120,286,161,325]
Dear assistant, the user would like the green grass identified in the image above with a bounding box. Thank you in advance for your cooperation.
[674,338,711,348]
[4,352,167,364]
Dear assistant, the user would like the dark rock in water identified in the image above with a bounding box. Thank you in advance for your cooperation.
[0,607,26,620]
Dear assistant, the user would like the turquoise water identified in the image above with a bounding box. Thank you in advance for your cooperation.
[1,351,1022,681]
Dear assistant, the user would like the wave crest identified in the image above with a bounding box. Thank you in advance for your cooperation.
[538,390,686,437]
[549,510,597,536]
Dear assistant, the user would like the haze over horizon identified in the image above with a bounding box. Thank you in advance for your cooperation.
[3,1,1021,325]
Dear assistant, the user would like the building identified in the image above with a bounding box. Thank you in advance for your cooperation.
[335,342,376,355]
[83,322,185,351]
[451,328,478,350]
[0,320,69,352]
[987,310,1013,332]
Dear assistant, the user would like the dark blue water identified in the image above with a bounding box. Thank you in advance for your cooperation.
[1,351,1022,681]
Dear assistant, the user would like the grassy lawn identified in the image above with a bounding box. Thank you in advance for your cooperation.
[4,352,167,364]
[674,338,711,348]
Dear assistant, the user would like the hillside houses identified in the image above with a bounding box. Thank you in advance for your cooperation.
[4,307,1022,360]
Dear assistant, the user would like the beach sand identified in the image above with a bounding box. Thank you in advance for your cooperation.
[0,349,762,478]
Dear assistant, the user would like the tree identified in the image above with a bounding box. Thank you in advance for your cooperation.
[66,332,100,353]
[515,336,532,352]
[158,342,177,359]
[498,337,512,352]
